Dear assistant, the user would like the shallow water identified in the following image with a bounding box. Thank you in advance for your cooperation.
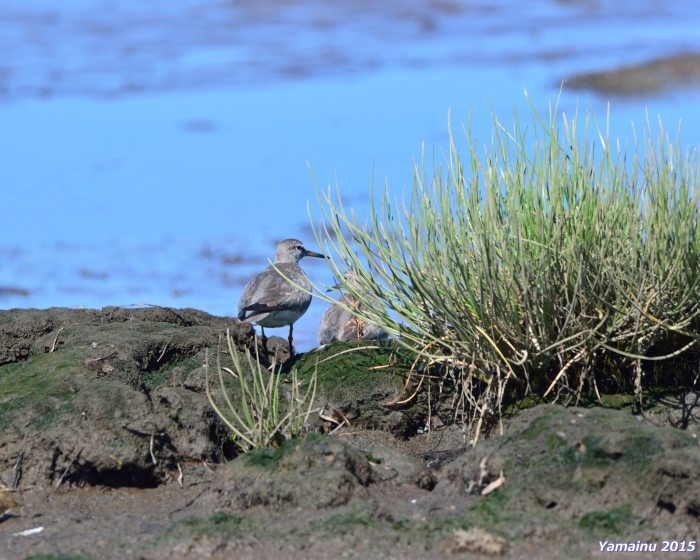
[1,0,700,350]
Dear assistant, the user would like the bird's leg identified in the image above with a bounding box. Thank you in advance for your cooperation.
[351,297,363,340]
[345,296,366,340]
[288,324,294,356]
[260,327,269,355]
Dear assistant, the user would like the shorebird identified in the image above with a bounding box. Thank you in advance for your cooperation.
[318,274,389,345]
[238,239,326,354]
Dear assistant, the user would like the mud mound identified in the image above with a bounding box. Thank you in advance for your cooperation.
[437,404,700,541]
[222,434,373,510]
[217,433,436,511]
[0,307,258,489]
[139,405,700,559]
[0,309,420,492]
[5,402,700,559]
[0,306,240,367]
[5,308,700,559]
[293,341,438,438]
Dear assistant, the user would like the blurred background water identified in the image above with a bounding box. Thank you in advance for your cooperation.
[1,0,700,350]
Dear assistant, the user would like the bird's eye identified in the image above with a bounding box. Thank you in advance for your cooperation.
[297,246,304,250]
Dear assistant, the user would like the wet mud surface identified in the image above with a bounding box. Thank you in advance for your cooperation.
[2,309,700,559]
[566,53,700,96]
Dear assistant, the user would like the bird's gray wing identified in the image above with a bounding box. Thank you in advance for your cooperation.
[361,322,390,340]
[318,305,345,345]
[238,266,307,321]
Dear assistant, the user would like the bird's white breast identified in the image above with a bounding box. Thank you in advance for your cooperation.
[254,308,307,328]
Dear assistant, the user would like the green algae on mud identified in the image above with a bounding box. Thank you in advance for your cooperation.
[237,433,322,470]
[0,307,258,488]
[235,432,376,479]
[158,505,378,545]
[292,340,439,435]
[502,386,700,442]
[24,555,92,560]
[437,405,700,545]
[578,504,636,536]
[310,508,377,536]
[0,349,90,432]
[222,432,373,509]
[143,354,202,392]
[293,339,413,397]
[157,511,251,543]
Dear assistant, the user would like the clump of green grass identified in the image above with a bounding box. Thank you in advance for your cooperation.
[205,329,318,451]
[312,95,700,442]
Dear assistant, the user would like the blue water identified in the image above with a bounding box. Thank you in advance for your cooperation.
[1,0,700,350]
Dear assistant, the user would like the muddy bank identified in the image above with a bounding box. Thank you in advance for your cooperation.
[0,306,254,489]
[565,53,700,96]
[2,308,700,559]
[0,307,422,491]
[4,405,700,559]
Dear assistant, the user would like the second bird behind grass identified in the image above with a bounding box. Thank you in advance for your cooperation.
[318,292,389,345]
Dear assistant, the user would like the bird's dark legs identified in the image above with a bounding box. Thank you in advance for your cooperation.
[260,327,268,355]
[288,324,294,355]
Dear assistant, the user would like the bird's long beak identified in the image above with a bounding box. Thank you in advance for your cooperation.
[326,282,343,292]
[304,249,327,259]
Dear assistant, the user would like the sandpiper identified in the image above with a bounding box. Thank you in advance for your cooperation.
[318,275,389,345]
[238,239,326,354]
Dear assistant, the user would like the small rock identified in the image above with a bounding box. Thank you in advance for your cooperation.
[366,446,436,490]
[443,528,507,555]
[0,490,18,515]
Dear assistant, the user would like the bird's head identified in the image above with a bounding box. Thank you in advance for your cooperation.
[274,239,326,264]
